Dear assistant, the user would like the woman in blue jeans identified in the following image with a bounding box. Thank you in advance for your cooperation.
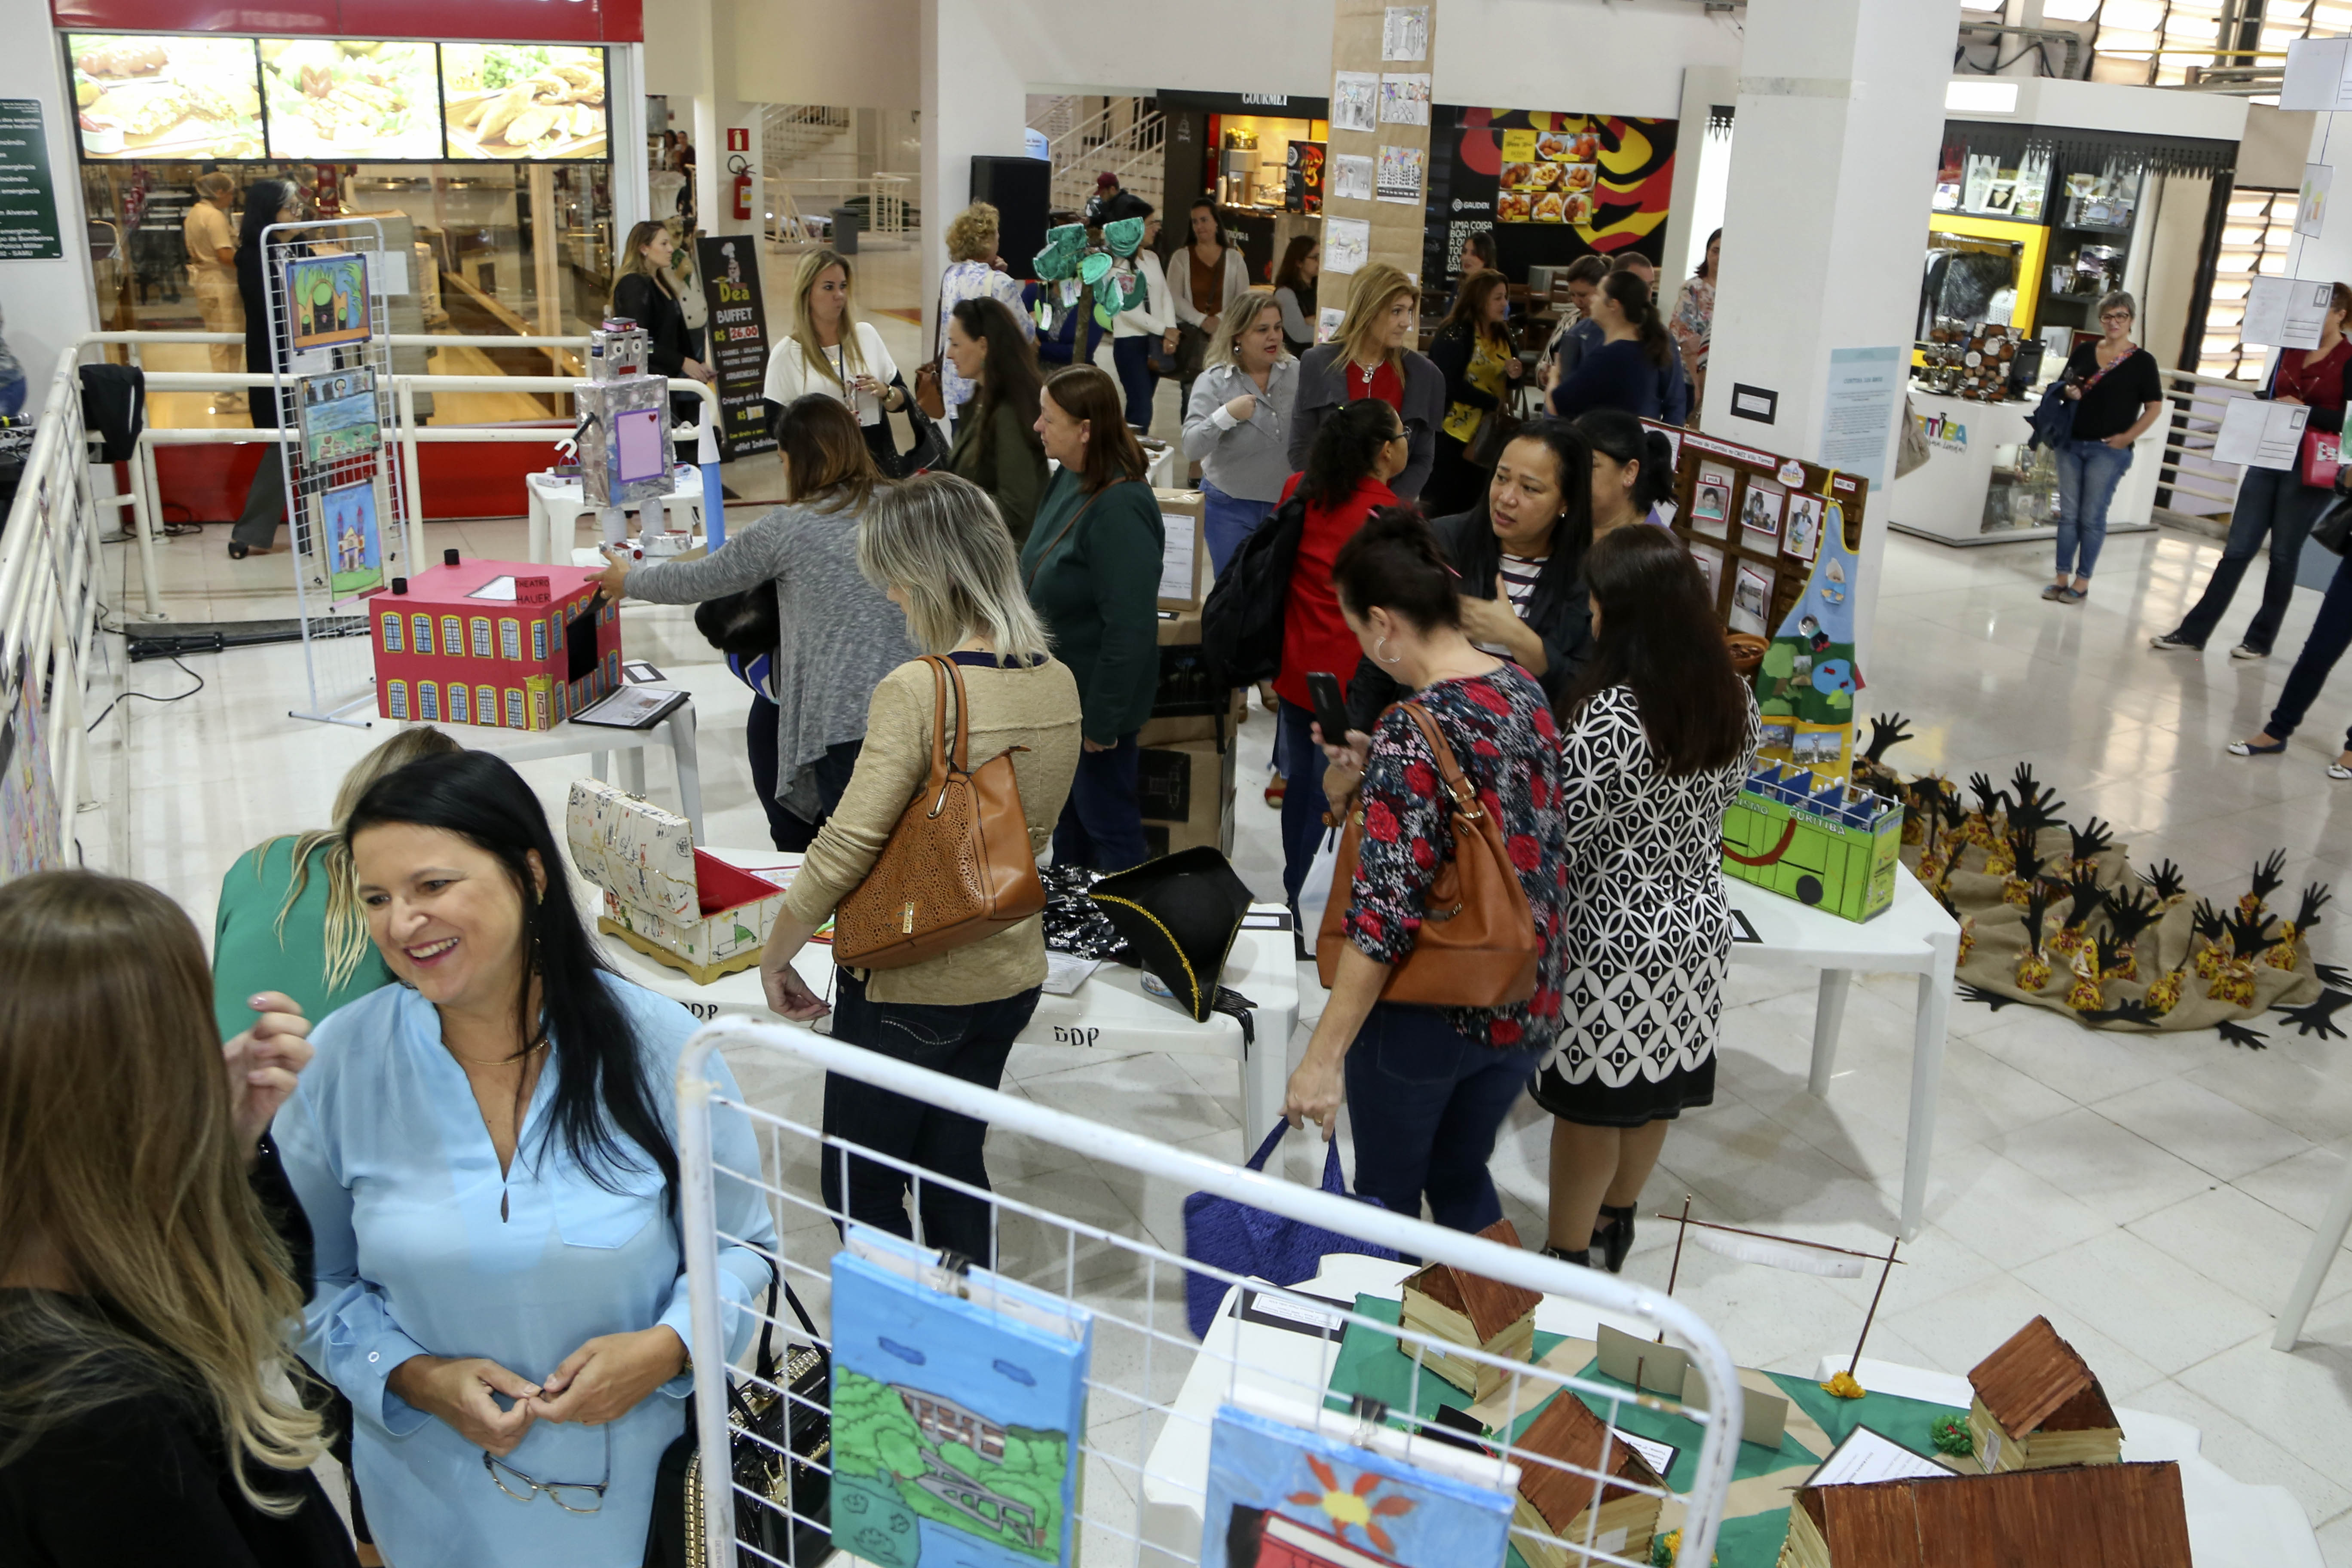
[1282,511,1570,1232]
[2046,291,2165,603]
[1183,290,1299,573]
[2153,283,2352,658]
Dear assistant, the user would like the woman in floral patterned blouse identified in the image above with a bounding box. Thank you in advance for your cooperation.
[1282,511,1571,1233]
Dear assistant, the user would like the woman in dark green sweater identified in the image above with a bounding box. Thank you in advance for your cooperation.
[944,297,1049,546]
[1021,363,1164,870]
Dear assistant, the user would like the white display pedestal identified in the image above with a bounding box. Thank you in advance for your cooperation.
[1891,387,2162,549]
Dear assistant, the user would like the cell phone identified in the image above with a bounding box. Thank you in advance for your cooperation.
[1305,671,1351,748]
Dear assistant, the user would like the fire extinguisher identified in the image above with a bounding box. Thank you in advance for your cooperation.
[729,155,751,223]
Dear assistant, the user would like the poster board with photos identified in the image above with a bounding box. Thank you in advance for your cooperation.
[1654,420,1868,643]
[1321,0,1437,308]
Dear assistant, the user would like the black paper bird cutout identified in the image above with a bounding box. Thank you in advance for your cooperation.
[2216,1020,2272,1051]
[2274,988,2352,1041]
[2141,858,2188,903]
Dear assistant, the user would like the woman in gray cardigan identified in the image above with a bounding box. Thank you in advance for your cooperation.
[1182,290,1299,573]
[593,395,913,850]
[1286,261,1444,502]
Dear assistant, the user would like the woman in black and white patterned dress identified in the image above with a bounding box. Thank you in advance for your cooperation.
[1531,525,1758,1271]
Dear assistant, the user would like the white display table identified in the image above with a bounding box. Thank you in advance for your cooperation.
[1724,863,1959,1242]
[1136,1252,2325,1568]
[525,468,708,563]
[592,845,1300,1159]
[1890,387,2162,549]
[408,699,703,839]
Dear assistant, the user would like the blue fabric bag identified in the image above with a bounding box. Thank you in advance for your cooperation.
[1182,1120,1398,1338]
[2026,377,2075,452]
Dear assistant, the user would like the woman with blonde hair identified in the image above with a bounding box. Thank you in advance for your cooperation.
[763,247,913,475]
[935,201,1035,427]
[599,395,909,850]
[1182,288,1298,573]
[1288,261,1443,501]
[609,219,714,460]
[212,725,464,1042]
[1,870,351,1562]
[760,472,1080,1261]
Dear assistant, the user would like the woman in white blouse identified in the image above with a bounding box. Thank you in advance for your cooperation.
[763,247,911,475]
[1110,208,1176,433]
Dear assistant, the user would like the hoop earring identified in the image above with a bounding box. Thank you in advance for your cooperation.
[1374,635,1403,667]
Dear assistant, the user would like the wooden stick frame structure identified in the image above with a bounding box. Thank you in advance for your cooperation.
[1651,1197,1907,1370]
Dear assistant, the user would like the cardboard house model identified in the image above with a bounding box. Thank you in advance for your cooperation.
[1966,1315,2122,1472]
[1511,1388,1666,1568]
[566,778,785,983]
[1398,1217,1540,1401]
[1778,1460,2190,1568]
[370,558,621,730]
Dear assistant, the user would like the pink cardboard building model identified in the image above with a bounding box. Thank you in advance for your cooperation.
[369,557,621,730]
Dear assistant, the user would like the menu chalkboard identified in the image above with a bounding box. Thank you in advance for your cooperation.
[696,235,776,460]
[0,101,62,260]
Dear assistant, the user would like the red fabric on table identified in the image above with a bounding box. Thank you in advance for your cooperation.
[1274,471,1398,714]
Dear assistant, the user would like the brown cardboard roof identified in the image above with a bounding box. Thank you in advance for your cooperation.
[1513,1386,1664,1533]
[1409,1217,1541,1343]
[1966,1315,2117,1436]
[1797,1461,2191,1568]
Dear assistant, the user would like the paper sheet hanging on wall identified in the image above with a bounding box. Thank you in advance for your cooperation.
[1381,5,1430,61]
[1323,218,1370,276]
[1378,73,1430,126]
[1729,560,1776,637]
[1375,145,1425,205]
[1316,306,1346,344]
[1330,154,1374,205]
[1784,493,1825,563]
[1690,466,1731,540]
[1332,72,1379,135]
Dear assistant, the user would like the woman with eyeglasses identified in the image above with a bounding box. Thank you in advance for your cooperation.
[2044,289,2163,605]
[269,752,776,1568]
[0,870,352,1565]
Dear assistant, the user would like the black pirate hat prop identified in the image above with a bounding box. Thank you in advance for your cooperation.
[1087,847,1253,1023]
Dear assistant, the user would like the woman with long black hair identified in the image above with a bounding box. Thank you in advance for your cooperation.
[1573,409,1678,537]
[270,751,777,1568]
[227,178,302,559]
[1545,268,1674,421]
[1345,417,1596,726]
[1530,525,1758,1271]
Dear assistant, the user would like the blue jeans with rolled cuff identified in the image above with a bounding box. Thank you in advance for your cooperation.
[2053,436,2134,579]
[1342,1001,1547,1233]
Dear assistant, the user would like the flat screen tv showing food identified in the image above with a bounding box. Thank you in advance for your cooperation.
[66,34,266,160]
[439,44,608,161]
[259,39,442,161]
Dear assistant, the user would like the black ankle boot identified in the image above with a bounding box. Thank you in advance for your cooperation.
[1541,1242,1592,1267]
[1592,1204,1636,1274]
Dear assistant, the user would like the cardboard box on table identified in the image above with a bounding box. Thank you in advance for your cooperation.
[1139,740,1236,859]
[370,559,622,729]
[566,778,785,983]
[1721,763,1903,922]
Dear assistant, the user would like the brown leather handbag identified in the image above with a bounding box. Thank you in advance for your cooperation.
[914,360,947,420]
[1315,702,1541,1007]
[833,656,1045,969]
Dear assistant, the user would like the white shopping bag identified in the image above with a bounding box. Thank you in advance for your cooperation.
[1294,824,1342,958]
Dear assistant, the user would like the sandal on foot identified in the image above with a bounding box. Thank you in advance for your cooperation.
[2228,738,2289,756]
[2329,763,2352,781]
[1263,778,1286,809]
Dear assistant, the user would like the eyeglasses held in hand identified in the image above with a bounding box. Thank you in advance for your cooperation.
[483,1430,611,1513]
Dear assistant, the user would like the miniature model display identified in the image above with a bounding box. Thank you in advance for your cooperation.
[565,778,786,982]
[1852,716,2340,1039]
[1199,1402,1517,1568]
[1776,1460,2191,1568]
[1963,1316,2121,1473]
[830,1230,1091,1568]
[1397,1217,1540,1401]
[368,555,621,728]
[1510,1389,1666,1568]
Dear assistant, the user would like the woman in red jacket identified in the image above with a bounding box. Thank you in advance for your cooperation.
[1274,398,1413,910]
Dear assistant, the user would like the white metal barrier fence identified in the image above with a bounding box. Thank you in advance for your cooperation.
[675,1021,1745,1568]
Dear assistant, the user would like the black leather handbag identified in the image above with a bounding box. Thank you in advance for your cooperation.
[2316,469,2352,556]
[648,1273,831,1568]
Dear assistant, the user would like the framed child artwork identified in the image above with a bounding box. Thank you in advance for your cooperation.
[1739,478,1785,556]
[1690,467,1732,540]
[1783,492,1825,563]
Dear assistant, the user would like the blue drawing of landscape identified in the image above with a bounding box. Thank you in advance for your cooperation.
[1198,1405,1513,1568]
[1773,501,1857,645]
[880,1338,928,1366]
[994,1360,1036,1386]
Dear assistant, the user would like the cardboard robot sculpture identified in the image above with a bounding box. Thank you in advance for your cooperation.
[574,317,675,547]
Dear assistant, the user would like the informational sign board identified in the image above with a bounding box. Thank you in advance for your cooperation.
[0,101,61,259]
[696,234,777,459]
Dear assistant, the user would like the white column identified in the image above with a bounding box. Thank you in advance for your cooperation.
[1703,0,1961,662]
[0,0,98,419]
[920,0,1030,346]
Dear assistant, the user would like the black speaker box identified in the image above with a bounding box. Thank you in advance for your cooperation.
[969,156,1051,277]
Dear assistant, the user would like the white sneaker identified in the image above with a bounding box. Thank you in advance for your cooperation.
[2230,644,2269,661]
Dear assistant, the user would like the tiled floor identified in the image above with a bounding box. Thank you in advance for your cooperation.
[78,502,2352,1559]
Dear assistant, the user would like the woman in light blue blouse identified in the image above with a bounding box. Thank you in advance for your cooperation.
[271,751,776,1568]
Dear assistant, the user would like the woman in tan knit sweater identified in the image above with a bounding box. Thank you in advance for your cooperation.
[757,472,1080,1260]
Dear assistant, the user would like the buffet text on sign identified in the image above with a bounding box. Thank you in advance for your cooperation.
[696,235,777,460]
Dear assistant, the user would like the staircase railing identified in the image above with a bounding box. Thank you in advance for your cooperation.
[1046,101,1167,213]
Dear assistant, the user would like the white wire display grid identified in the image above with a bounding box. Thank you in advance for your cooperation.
[260,216,413,727]
[676,1020,1743,1568]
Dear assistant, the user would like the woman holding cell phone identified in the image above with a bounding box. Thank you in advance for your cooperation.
[762,248,916,476]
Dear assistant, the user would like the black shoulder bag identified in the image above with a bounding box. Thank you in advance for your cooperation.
[2315,461,2352,556]
[649,1268,832,1567]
